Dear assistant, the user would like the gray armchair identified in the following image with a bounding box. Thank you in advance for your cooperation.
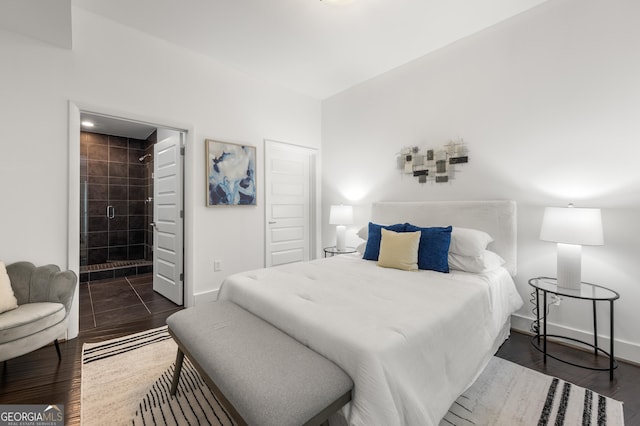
[0,261,77,363]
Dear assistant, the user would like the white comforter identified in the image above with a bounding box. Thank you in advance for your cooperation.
[217,254,523,426]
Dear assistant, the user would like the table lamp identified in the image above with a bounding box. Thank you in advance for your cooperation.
[329,205,353,252]
[539,204,604,290]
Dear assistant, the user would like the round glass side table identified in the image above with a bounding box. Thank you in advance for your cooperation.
[323,246,357,257]
[528,277,619,380]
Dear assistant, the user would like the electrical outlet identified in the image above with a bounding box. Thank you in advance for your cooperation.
[214,260,222,272]
[552,295,561,306]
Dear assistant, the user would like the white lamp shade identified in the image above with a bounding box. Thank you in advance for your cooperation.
[540,207,604,246]
[329,205,354,225]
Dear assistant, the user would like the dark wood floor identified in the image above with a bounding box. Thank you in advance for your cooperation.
[0,273,182,426]
[2,319,638,425]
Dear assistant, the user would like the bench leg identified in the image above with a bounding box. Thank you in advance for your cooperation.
[170,348,185,396]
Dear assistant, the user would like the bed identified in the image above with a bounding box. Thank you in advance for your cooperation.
[217,200,523,426]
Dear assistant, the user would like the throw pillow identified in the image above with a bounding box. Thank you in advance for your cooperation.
[377,229,420,271]
[362,222,407,261]
[0,261,19,314]
[404,224,452,273]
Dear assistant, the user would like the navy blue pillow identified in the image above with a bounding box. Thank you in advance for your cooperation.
[362,222,407,261]
[404,224,452,273]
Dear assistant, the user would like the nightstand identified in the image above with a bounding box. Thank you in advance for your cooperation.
[528,276,619,380]
[323,246,357,257]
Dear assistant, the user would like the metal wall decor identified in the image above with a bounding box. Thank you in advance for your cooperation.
[398,139,468,184]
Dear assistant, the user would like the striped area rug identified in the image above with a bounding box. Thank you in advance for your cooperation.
[82,327,624,426]
[81,327,236,426]
[440,356,624,426]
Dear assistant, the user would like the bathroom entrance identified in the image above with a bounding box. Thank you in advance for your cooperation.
[77,112,185,329]
[79,122,155,282]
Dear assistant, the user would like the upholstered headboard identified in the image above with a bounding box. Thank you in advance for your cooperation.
[371,200,517,276]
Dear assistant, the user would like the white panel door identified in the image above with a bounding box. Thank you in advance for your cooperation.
[153,130,184,304]
[265,141,315,267]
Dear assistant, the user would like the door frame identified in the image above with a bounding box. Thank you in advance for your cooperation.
[67,101,194,338]
[264,139,320,266]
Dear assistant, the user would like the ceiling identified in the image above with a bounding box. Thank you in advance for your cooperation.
[3,0,550,137]
[80,113,157,140]
[0,0,71,49]
[72,0,550,100]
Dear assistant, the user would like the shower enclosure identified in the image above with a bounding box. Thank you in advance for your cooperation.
[79,130,156,283]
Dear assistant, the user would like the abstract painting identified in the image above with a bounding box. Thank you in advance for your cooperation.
[206,139,256,206]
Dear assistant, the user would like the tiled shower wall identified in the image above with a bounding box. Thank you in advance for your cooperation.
[80,131,156,268]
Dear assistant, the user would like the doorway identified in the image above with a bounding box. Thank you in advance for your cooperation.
[79,118,156,282]
[77,111,185,330]
[264,139,318,266]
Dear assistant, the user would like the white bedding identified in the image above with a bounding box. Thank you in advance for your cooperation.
[218,254,523,426]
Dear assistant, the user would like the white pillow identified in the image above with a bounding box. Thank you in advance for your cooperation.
[357,226,368,241]
[448,250,505,274]
[356,242,367,254]
[0,261,19,314]
[449,227,494,257]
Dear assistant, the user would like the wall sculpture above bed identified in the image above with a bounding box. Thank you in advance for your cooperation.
[398,139,469,184]
[370,200,517,276]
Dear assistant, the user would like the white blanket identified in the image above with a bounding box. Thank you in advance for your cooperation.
[218,254,523,426]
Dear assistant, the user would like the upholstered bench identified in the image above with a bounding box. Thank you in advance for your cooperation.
[166,301,353,426]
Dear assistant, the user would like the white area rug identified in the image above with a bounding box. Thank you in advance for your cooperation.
[440,356,624,426]
[81,326,624,426]
[81,327,235,426]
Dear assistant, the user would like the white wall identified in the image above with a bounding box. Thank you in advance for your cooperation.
[322,0,640,362]
[0,9,320,306]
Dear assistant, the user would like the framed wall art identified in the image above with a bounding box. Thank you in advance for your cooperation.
[206,139,256,206]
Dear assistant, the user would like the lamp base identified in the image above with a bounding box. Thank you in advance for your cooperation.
[336,225,346,252]
[556,243,582,291]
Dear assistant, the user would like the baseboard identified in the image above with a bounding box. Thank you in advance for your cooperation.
[511,313,640,366]
[194,288,219,305]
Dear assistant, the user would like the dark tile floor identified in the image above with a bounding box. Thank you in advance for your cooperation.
[79,273,181,331]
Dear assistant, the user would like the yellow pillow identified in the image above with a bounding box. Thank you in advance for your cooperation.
[377,229,420,271]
